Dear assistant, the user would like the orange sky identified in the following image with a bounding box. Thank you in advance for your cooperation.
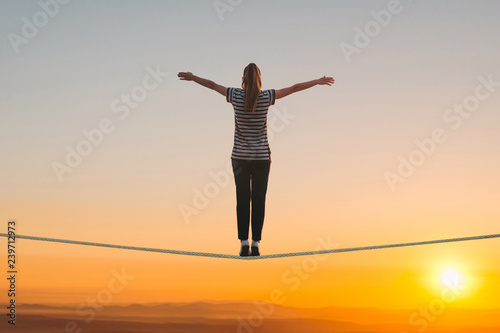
[2,232,498,311]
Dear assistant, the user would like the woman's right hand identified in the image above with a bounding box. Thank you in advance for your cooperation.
[318,76,335,86]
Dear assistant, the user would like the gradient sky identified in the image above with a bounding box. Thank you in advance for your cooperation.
[1,0,500,313]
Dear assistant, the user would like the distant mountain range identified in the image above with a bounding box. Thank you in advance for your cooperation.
[1,301,499,333]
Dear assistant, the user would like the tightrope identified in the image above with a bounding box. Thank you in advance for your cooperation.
[0,233,498,260]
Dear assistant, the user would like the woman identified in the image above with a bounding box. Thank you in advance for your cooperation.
[178,63,334,256]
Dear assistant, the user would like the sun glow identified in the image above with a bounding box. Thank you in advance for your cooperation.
[441,269,462,290]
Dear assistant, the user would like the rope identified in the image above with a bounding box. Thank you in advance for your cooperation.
[0,233,498,260]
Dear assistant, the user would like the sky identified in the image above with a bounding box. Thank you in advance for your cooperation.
[1,0,500,319]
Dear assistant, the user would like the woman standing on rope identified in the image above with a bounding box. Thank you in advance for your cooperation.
[178,63,334,256]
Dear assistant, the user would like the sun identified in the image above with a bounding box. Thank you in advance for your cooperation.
[441,269,462,290]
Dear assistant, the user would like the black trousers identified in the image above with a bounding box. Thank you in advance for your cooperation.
[231,158,271,241]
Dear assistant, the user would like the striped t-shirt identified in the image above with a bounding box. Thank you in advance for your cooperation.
[227,88,276,160]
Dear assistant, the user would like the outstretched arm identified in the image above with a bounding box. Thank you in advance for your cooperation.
[178,72,226,96]
[275,76,334,100]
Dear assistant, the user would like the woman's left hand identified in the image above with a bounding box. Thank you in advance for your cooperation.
[178,72,194,81]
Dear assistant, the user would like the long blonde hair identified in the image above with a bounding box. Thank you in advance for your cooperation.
[242,63,262,112]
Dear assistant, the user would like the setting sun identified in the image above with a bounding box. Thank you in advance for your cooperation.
[442,269,462,290]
